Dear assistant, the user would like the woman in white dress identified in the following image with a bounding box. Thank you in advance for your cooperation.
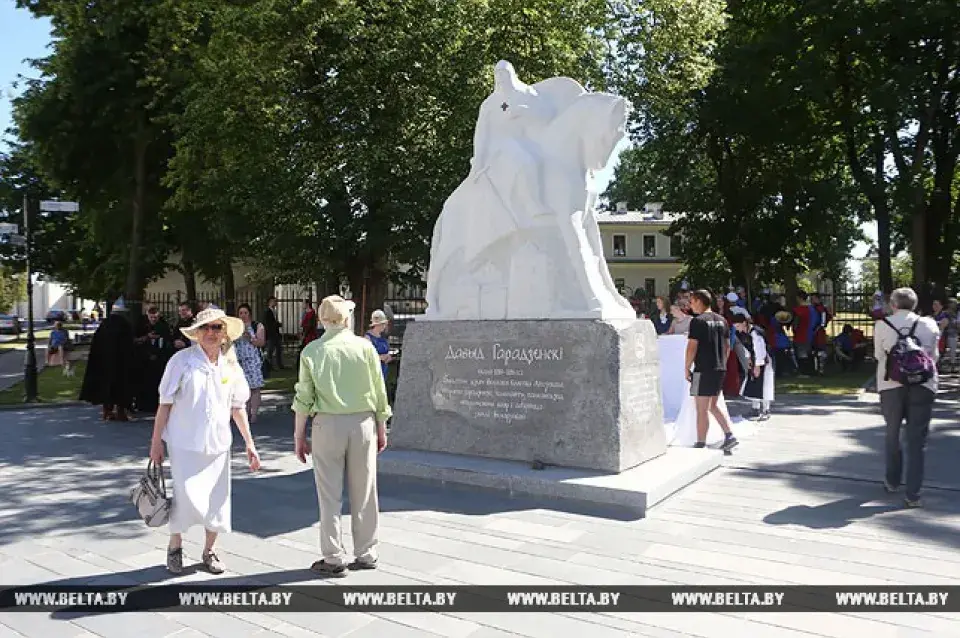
[149,308,261,575]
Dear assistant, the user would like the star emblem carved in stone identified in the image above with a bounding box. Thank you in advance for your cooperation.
[500,102,509,112]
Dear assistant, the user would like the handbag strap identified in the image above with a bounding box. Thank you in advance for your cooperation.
[146,459,167,496]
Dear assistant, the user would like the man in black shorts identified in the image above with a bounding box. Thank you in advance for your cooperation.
[686,289,738,450]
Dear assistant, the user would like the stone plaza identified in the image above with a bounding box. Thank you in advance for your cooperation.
[1,390,958,638]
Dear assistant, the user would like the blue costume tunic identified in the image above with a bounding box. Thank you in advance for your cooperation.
[366,332,390,378]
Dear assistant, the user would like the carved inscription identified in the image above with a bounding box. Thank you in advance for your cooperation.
[433,341,570,424]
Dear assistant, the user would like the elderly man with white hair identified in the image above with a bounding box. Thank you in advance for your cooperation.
[292,295,391,577]
[874,287,940,508]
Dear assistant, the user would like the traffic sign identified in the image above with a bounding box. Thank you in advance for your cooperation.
[39,200,80,213]
[0,223,18,234]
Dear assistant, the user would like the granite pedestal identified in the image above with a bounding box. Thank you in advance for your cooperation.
[390,319,665,472]
[385,319,720,516]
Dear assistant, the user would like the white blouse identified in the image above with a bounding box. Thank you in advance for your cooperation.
[158,345,251,455]
[750,328,769,366]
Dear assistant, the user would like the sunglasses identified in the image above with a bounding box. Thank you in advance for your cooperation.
[200,324,225,333]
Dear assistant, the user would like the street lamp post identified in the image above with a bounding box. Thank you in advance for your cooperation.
[22,195,38,402]
[21,198,80,403]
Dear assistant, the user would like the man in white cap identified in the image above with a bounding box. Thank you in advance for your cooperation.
[292,295,391,577]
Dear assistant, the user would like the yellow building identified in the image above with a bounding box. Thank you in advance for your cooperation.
[596,203,682,298]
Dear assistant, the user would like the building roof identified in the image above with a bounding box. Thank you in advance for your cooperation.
[595,210,677,225]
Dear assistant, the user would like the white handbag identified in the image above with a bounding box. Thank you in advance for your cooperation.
[130,460,172,527]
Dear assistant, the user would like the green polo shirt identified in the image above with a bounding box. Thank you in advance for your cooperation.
[292,326,392,423]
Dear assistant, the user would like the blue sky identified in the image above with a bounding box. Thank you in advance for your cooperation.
[0,3,51,145]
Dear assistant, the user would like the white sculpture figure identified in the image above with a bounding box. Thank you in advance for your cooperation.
[423,60,636,321]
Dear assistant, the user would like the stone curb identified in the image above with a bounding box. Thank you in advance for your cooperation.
[0,394,295,413]
[0,400,86,411]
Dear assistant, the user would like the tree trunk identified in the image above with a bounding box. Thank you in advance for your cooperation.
[182,258,197,302]
[921,104,960,308]
[256,281,274,320]
[782,271,799,307]
[741,256,757,308]
[105,293,119,318]
[866,132,892,295]
[876,202,893,294]
[836,52,892,294]
[222,259,236,315]
[323,271,342,299]
[124,118,149,317]
[346,266,365,335]
[346,262,388,335]
[366,269,387,327]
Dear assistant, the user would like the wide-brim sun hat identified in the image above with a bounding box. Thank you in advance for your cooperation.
[181,308,245,342]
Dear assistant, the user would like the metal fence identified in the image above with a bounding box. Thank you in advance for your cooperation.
[382,282,426,351]
[622,286,888,340]
[140,292,307,339]
[133,283,431,352]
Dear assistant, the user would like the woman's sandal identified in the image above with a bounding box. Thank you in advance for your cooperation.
[166,547,183,574]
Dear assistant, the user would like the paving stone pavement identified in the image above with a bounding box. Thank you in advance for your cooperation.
[0,391,958,637]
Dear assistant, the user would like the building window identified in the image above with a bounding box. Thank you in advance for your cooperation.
[613,234,627,257]
[614,278,626,293]
[670,234,682,257]
[644,278,656,298]
[642,235,656,258]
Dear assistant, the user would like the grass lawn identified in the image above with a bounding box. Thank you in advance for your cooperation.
[0,360,86,405]
[775,369,873,396]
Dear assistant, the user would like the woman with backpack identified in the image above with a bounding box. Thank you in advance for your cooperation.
[874,287,940,508]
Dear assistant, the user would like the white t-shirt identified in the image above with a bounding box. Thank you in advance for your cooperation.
[159,345,251,454]
[874,310,940,394]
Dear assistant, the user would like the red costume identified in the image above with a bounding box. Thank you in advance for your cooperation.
[721,309,742,397]
[792,304,813,345]
[300,307,319,346]
[812,303,831,349]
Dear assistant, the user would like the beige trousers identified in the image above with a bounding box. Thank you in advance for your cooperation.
[311,412,380,567]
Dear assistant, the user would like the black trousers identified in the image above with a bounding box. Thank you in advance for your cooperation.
[266,335,284,368]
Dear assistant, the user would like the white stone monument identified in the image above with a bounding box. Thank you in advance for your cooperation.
[385,62,719,515]
[423,60,636,321]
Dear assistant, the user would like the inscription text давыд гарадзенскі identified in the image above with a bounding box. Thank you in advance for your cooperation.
[434,343,569,424]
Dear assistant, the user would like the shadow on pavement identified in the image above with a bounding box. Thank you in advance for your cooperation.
[763,497,900,529]
[0,406,637,552]
[727,393,960,551]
